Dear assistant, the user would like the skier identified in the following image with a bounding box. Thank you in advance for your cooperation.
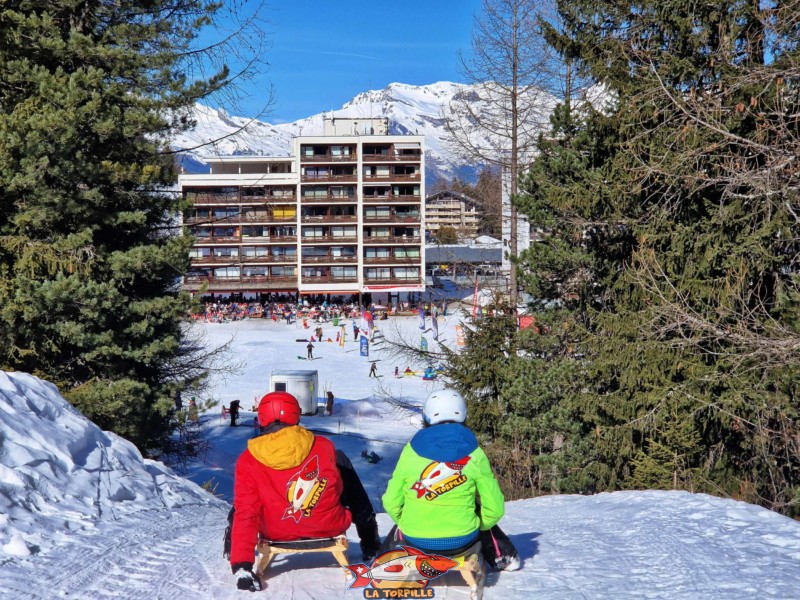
[229,399,241,427]
[381,389,520,571]
[368,362,378,378]
[306,341,314,360]
[229,392,380,592]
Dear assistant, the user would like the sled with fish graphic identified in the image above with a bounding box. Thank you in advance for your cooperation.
[345,542,486,600]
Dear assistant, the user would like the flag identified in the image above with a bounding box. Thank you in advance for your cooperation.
[360,335,369,357]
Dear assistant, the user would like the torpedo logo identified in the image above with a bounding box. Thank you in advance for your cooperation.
[283,455,328,522]
[346,545,458,597]
[410,456,470,500]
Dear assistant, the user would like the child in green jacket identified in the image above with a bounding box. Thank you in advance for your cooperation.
[381,389,520,571]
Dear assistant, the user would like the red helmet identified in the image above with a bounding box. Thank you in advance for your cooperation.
[258,391,301,426]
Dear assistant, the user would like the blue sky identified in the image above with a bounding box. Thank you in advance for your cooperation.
[231,1,483,122]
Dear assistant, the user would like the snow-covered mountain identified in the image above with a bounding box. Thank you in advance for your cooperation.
[171,81,558,184]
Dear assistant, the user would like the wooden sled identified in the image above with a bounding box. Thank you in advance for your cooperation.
[254,535,349,579]
[430,541,486,600]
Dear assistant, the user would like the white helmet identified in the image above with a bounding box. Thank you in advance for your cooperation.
[423,389,467,425]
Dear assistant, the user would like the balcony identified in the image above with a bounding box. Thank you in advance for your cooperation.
[193,235,240,244]
[362,194,420,204]
[300,235,358,244]
[187,213,297,225]
[239,255,298,264]
[363,277,424,286]
[300,195,358,204]
[300,154,357,163]
[301,255,358,264]
[185,193,240,205]
[301,275,359,284]
[301,215,358,224]
[190,255,240,265]
[363,256,421,265]
[362,236,421,245]
[240,235,297,244]
[363,173,420,182]
[239,195,297,204]
[301,173,358,183]
[185,193,297,206]
[362,215,421,224]
[182,275,297,292]
[362,153,422,163]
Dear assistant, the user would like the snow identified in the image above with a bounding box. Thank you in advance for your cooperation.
[1,314,800,598]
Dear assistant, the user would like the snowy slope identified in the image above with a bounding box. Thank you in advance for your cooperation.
[1,316,799,598]
[171,81,558,183]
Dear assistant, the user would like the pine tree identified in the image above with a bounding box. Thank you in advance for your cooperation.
[513,0,800,514]
[0,1,238,451]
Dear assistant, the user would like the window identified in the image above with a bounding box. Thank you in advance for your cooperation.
[212,227,236,238]
[365,247,390,258]
[303,186,328,198]
[393,267,420,280]
[242,226,268,238]
[213,247,238,257]
[368,227,390,238]
[302,227,325,238]
[272,266,296,277]
[242,267,267,277]
[214,266,240,278]
[272,246,296,257]
[364,206,391,218]
[189,248,210,258]
[331,226,355,238]
[365,268,391,280]
[331,266,356,278]
[394,248,420,258]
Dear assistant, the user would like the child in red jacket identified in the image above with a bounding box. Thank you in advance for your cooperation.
[229,391,380,592]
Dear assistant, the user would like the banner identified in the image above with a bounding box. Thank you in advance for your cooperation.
[418,308,426,330]
[360,335,369,357]
[339,325,346,347]
[420,336,428,353]
[431,315,439,340]
[455,325,465,347]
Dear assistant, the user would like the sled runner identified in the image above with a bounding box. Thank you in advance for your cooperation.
[435,541,486,600]
[254,535,349,579]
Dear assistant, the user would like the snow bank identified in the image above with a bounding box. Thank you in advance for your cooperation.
[0,371,222,558]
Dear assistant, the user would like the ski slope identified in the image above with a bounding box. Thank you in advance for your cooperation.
[1,314,799,599]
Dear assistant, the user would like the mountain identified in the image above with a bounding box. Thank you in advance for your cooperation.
[171,81,558,185]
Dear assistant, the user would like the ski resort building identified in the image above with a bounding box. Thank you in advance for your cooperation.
[178,118,425,300]
[424,190,482,240]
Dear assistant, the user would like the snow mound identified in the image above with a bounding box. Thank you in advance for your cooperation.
[0,371,221,558]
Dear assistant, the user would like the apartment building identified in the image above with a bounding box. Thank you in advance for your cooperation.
[179,118,425,300]
[425,190,482,239]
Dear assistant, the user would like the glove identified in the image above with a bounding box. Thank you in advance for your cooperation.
[232,563,263,592]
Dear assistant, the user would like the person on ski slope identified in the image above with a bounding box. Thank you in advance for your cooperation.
[229,391,381,592]
[381,388,520,571]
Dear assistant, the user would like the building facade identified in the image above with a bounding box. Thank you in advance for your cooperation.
[179,118,425,299]
[424,190,482,239]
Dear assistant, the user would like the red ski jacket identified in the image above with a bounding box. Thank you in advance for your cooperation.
[230,425,352,567]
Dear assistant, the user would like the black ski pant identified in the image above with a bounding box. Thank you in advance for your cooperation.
[336,450,380,555]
